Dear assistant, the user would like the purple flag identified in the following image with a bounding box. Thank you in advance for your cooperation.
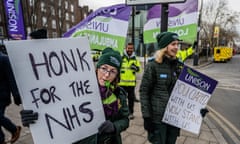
[63,4,131,37]
[4,0,26,40]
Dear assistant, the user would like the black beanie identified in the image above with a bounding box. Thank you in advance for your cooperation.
[156,32,180,49]
[96,48,122,73]
[30,28,47,39]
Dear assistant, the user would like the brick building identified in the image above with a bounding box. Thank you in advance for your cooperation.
[0,0,92,39]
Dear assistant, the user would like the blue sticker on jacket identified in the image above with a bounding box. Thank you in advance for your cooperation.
[160,74,167,78]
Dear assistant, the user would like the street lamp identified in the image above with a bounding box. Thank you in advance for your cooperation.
[193,0,203,66]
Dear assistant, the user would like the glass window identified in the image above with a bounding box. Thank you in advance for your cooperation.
[65,1,68,9]
[66,13,69,20]
[51,7,55,15]
[66,23,70,30]
[52,19,56,29]
[41,2,46,12]
[42,16,47,26]
[71,15,75,23]
[71,4,74,12]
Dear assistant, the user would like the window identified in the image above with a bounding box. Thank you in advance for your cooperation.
[52,19,56,29]
[51,7,55,16]
[70,4,74,12]
[59,10,62,18]
[71,15,75,23]
[42,17,47,26]
[66,13,69,21]
[66,23,70,30]
[41,2,46,12]
[65,1,68,9]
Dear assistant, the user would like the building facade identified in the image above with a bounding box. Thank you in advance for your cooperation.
[0,0,92,39]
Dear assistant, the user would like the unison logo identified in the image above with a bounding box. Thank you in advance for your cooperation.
[185,68,211,92]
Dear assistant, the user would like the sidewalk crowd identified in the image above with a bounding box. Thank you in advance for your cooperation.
[3,57,229,144]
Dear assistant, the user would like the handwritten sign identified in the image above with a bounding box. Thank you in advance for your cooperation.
[5,37,105,144]
[162,65,218,134]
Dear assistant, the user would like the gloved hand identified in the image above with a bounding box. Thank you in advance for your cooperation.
[143,118,154,132]
[13,96,22,106]
[20,110,39,127]
[130,63,139,72]
[200,108,209,118]
[98,120,115,134]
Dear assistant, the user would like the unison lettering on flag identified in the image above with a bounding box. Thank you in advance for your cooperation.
[144,0,198,44]
[4,0,26,40]
[63,4,131,53]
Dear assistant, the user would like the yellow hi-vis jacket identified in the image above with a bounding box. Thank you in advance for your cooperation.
[119,54,141,87]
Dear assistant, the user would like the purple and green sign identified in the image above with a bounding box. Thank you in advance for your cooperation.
[63,4,131,54]
[144,0,198,44]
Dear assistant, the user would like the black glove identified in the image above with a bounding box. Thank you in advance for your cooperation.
[98,120,115,134]
[13,96,22,106]
[143,118,154,132]
[130,64,139,72]
[20,110,39,127]
[200,108,209,118]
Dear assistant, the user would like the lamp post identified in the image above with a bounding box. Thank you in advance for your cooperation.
[161,4,169,32]
[131,6,135,46]
[193,0,203,66]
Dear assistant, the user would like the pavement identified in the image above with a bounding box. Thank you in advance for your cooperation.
[4,57,230,144]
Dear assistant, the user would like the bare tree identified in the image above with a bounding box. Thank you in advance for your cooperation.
[200,0,240,49]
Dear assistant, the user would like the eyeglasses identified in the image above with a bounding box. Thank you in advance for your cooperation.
[99,66,118,77]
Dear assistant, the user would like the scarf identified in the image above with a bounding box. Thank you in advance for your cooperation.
[99,85,118,117]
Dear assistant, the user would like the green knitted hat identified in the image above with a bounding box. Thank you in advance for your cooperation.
[156,32,180,49]
[96,47,122,72]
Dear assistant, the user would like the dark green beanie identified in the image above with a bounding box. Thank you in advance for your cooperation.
[156,32,180,49]
[96,47,122,72]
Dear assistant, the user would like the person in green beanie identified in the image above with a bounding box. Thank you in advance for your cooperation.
[140,32,209,144]
[20,47,129,144]
[140,31,182,144]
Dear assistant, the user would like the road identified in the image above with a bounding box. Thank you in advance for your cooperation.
[196,54,240,143]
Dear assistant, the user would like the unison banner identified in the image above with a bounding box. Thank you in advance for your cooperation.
[63,4,131,53]
[144,0,198,44]
[162,65,218,134]
[4,0,26,40]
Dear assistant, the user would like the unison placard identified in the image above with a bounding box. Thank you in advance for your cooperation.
[162,65,218,134]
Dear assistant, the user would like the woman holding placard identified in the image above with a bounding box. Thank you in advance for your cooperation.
[20,47,129,144]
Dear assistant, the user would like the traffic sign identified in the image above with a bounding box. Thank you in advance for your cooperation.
[126,0,186,5]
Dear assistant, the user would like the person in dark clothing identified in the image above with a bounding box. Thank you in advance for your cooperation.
[20,47,129,144]
[29,28,47,39]
[0,51,22,144]
[140,32,208,144]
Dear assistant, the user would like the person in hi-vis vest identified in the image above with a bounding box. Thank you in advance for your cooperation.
[119,43,141,120]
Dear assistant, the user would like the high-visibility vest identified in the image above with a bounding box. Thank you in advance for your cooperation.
[118,56,141,86]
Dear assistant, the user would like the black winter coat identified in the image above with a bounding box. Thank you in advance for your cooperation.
[0,52,21,106]
[140,56,183,124]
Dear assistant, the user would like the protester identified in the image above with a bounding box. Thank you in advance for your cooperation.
[29,28,47,39]
[139,32,208,144]
[20,47,129,144]
[118,42,141,120]
[0,50,22,144]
